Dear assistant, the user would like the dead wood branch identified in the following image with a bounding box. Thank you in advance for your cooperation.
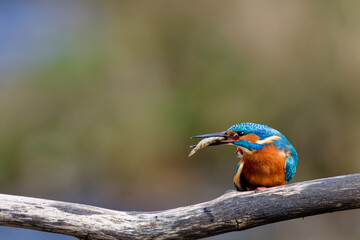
[0,174,359,239]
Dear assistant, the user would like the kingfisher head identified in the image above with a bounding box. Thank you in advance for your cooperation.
[191,122,294,155]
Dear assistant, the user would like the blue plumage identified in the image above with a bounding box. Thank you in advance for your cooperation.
[232,139,264,151]
[226,123,281,140]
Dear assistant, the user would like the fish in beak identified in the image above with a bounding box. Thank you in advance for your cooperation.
[189,131,239,156]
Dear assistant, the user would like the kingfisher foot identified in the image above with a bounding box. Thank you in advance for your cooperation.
[254,187,267,193]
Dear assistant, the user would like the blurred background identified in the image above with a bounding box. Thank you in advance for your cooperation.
[0,1,359,239]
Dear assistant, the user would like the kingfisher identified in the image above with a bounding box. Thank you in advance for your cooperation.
[190,123,298,191]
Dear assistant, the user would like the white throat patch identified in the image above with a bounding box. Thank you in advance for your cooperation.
[256,135,281,145]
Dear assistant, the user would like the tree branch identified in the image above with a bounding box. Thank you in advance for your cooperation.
[0,174,359,240]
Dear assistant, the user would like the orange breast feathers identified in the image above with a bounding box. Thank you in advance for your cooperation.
[240,134,286,188]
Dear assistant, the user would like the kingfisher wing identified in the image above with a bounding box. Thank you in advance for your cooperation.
[285,156,297,182]
[233,161,246,190]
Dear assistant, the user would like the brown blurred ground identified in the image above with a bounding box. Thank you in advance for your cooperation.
[0,1,359,239]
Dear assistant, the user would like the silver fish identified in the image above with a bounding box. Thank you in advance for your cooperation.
[189,137,225,157]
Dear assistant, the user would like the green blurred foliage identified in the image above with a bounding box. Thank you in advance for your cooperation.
[0,1,359,239]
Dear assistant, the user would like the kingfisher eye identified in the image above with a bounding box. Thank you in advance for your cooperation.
[236,131,245,136]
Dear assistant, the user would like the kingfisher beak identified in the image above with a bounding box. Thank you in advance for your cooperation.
[191,131,228,139]
[191,131,235,146]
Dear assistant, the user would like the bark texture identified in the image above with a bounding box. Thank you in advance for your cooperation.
[0,174,359,240]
